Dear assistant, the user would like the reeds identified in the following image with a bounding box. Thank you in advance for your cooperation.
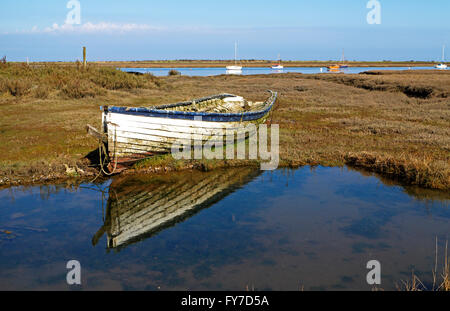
[397,238,449,291]
[0,63,160,99]
[345,152,450,190]
[440,240,449,291]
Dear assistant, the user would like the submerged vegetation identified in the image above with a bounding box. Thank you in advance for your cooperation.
[0,63,449,191]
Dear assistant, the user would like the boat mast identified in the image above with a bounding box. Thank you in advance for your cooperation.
[234,42,238,65]
[443,45,446,62]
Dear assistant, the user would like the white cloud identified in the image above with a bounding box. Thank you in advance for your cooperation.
[40,22,163,34]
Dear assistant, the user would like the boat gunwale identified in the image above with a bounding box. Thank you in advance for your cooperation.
[105,90,277,122]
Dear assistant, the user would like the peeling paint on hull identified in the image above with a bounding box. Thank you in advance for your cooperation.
[103,91,277,168]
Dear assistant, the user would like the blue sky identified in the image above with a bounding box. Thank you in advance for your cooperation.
[0,0,449,61]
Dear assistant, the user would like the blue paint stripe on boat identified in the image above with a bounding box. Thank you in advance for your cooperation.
[107,91,277,122]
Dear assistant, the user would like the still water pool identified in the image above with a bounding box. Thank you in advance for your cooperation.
[0,166,448,290]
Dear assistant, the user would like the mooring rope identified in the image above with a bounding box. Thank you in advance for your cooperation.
[100,126,119,176]
[89,126,119,182]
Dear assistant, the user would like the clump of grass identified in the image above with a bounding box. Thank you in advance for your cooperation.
[397,273,426,291]
[61,79,105,99]
[168,69,181,76]
[134,154,176,169]
[345,152,450,190]
[33,87,49,99]
[5,78,32,96]
[88,67,149,90]
[0,77,7,94]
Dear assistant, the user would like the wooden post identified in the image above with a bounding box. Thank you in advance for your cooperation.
[83,47,87,68]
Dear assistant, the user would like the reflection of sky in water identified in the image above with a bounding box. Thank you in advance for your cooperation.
[0,167,448,290]
[121,67,437,77]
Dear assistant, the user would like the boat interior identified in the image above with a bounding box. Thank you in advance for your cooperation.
[158,94,268,113]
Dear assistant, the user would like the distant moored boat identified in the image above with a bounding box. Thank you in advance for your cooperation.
[226,42,242,71]
[435,45,448,69]
[328,49,349,70]
[271,54,284,70]
[339,49,349,68]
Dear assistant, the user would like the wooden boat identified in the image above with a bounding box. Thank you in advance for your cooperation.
[92,167,261,250]
[89,91,277,170]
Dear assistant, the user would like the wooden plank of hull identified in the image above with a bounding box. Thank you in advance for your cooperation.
[107,113,251,129]
[107,113,254,134]
[111,137,249,159]
[107,114,263,138]
[106,112,260,159]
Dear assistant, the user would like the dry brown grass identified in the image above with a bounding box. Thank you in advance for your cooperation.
[0,63,160,99]
[0,66,449,190]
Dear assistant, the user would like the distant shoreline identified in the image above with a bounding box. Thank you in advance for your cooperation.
[14,60,445,68]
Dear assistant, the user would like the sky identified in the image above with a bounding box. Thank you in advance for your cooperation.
[0,0,449,62]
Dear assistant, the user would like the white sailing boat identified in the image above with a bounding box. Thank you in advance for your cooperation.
[435,45,448,69]
[271,54,284,70]
[226,42,242,71]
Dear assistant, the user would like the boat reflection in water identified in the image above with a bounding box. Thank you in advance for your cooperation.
[226,69,242,75]
[92,167,261,251]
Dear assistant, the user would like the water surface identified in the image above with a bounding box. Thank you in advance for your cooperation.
[121,66,437,76]
[0,166,448,290]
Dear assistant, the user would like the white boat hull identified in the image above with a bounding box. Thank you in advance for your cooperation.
[98,91,277,167]
[105,113,259,158]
